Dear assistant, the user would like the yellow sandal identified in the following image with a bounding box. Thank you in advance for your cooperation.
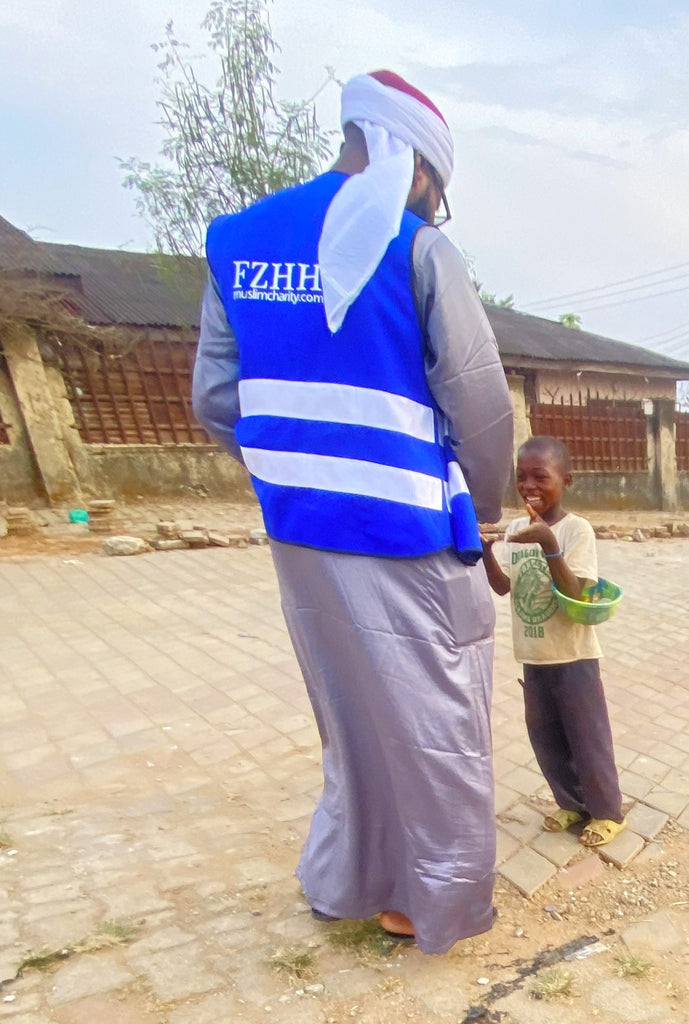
[580,818,627,847]
[543,808,587,832]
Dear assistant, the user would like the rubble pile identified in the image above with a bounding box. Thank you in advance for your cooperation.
[592,522,689,542]
[87,498,121,534]
[3,505,36,536]
[151,519,268,552]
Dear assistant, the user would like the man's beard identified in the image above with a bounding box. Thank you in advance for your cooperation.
[406,185,435,225]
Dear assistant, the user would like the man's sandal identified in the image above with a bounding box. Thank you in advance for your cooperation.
[580,818,627,847]
[543,808,587,832]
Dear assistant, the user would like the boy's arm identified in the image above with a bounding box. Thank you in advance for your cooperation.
[544,554,588,600]
[481,536,511,596]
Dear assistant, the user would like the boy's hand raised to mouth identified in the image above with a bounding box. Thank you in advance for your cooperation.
[507,502,560,556]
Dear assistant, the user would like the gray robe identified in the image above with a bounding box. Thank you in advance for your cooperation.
[193,223,514,954]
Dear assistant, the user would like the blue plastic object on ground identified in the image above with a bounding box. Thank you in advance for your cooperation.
[68,509,90,523]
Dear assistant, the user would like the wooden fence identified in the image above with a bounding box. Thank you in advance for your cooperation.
[19,340,689,475]
[57,335,210,445]
[528,393,648,471]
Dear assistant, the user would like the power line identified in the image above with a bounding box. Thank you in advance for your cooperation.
[521,260,689,309]
[648,333,689,354]
[559,270,689,312]
[650,339,689,360]
[561,282,689,315]
[640,318,689,343]
[651,335,689,352]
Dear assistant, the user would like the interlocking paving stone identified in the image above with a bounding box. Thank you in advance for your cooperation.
[498,847,557,896]
[497,801,543,843]
[598,828,646,868]
[644,789,689,817]
[128,944,223,1002]
[654,711,689,731]
[99,883,172,919]
[23,882,81,905]
[167,992,251,1024]
[531,827,581,867]
[588,978,667,1021]
[657,766,689,793]
[554,853,606,891]
[498,764,544,797]
[627,754,672,784]
[47,956,134,1005]
[617,769,655,800]
[624,802,669,840]
[0,989,43,1018]
[610,743,638,770]
[495,827,521,866]
[196,911,256,937]
[497,740,534,765]
[126,925,196,956]
[646,741,689,769]
[235,855,294,883]
[22,898,93,924]
[493,783,520,815]
[621,910,685,953]
[668,732,689,754]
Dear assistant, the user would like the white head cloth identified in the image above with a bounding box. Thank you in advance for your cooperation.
[318,72,454,333]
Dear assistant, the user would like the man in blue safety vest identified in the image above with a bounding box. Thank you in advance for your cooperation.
[193,69,513,954]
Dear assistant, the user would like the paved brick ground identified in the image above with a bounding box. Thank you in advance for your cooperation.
[1,533,689,1022]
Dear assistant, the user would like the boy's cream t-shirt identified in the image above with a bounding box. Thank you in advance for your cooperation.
[498,512,603,665]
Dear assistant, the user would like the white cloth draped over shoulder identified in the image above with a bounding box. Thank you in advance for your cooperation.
[318,72,454,334]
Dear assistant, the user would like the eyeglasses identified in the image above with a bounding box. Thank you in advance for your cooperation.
[423,159,452,228]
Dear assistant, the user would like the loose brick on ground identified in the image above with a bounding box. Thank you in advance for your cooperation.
[498,847,558,896]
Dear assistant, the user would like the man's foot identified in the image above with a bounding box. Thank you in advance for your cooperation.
[379,910,415,938]
[379,906,498,941]
[580,817,626,847]
[543,808,588,832]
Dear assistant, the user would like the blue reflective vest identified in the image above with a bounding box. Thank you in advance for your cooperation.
[206,171,481,562]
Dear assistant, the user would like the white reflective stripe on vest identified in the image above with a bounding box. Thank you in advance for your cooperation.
[446,458,470,499]
[241,448,444,511]
[239,378,435,443]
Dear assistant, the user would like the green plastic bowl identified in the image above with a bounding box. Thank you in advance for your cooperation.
[552,578,623,625]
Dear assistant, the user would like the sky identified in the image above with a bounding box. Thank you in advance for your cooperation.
[2,0,689,359]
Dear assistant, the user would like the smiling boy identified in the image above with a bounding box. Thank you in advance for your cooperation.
[482,435,626,847]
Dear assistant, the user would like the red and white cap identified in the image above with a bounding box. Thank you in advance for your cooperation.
[319,70,453,333]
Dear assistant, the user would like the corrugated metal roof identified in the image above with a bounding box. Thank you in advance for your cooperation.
[485,304,689,375]
[36,242,207,328]
[0,216,62,274]
[1,218,687,375]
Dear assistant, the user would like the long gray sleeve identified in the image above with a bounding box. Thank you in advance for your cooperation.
[191,273,244,463]
[413,227,513,523]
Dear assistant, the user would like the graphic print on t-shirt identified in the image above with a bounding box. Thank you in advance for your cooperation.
[512,547,558,625]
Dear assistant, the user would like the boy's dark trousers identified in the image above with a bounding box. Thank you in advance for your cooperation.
[522,658,623,822]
